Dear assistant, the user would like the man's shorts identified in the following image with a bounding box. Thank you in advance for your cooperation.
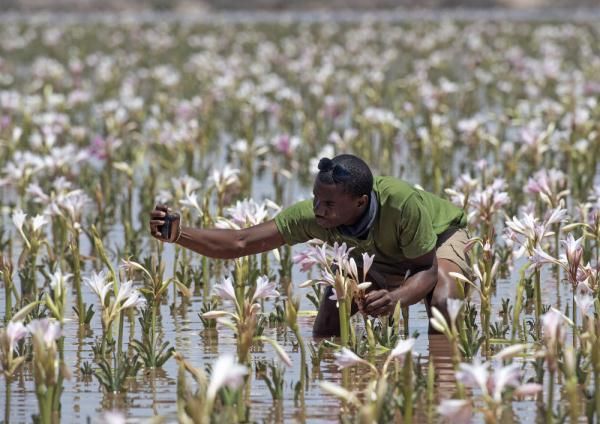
[368,227,471,290]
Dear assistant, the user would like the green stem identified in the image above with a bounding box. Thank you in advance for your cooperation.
[482,301,490,357]
[534,270,542,340]
[595,371,600,422]
[4,277,12,323]
[403,352,413,424]
[546,370,554,424]
[72,235,84,326]
[151,301,157,368]
[426,359,434,424]
[236,376,248,422]
[117,310,124,374]
[572,293,577,348]
[202,255,210,298]
[338,298,349,348]
[5,378,11,424]
[43,394,52,424]
[51,337,64,419]
[402,306,409,338]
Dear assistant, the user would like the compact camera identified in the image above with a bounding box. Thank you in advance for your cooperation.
[159,213,178,239]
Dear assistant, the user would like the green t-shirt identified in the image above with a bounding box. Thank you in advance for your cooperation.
[274,176,467,274]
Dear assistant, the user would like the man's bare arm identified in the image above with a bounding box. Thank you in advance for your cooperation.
[177,221,286,259]
[363,250,438,316]
[149,205,286,259]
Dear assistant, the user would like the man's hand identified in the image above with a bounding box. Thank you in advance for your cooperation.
[362,289,398,317]
[149,204,181,243]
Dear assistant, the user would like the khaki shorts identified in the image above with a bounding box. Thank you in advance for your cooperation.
[369,227,471,290]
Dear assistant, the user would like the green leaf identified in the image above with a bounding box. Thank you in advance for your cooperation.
[12,301,41,322]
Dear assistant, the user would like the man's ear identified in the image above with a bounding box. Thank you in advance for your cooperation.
[357,194,369,208]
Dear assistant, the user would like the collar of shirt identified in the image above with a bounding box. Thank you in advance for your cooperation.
[338,190,378,240]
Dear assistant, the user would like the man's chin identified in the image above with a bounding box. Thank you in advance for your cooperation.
[316,218,335,228]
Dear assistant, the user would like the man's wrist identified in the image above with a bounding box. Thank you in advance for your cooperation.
[388,287,403,306]
[172,225,183,244]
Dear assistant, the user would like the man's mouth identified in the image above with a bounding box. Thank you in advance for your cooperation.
[315,217,328,226]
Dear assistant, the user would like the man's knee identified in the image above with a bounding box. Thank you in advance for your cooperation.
[429,291,450,315]
[429,260,465,317]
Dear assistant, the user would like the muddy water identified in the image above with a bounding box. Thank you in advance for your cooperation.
[0,248,575,422]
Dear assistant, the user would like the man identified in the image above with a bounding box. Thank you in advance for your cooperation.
[149,154,470,336]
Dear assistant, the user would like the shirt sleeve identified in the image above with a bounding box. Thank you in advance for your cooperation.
[274,200,322,245]
[397,193,437,259]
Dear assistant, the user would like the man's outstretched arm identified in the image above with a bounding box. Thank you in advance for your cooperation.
[149,205,286,259]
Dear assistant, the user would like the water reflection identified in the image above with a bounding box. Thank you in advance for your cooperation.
[1,266,576,422]
[427,334,456,398]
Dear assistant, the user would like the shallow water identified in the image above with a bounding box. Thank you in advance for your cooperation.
[0,250,577,422]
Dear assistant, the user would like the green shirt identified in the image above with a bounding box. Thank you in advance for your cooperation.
[274,176,467,274]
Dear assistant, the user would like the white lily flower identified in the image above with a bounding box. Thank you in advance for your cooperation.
[171,175,201,195]
[211,165,240,193]
[213,276,237,303]
[456,359,489,393]
[179,191,203,215]
[448,272,473,285]
[389,337,416,360]
[362,253,374,281]
[545,205,568,226]
[347,257,359,283]
[85,270,112,304]
[27,318,62,347]
[252,275,280,302]
[6,321,28,352]
[430,306,450,334]
[356,282,372,291]
[31,214,48,232]
[202,310,234,319]
[50,269,72,295]
[334,348,369,370]
[575,283,595,318]
[529,246,559,269]
[298,279,314,288]
[490,363,521,402]
[206,354,248,402]
[12,209,26,232]
[494,343,528,360]
[447,298,464,325]
[542,308,566,345]
[115,280,145,310]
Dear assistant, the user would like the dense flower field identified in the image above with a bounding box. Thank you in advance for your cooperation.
[1,14,600,423]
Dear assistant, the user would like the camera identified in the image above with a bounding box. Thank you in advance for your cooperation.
[159,213,178,239]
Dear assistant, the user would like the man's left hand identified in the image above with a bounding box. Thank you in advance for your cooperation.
[363,289,397,317]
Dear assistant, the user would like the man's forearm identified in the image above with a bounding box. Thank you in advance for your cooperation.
[176,227,245,259]
[388,265,437,307]
[173,220,286,259]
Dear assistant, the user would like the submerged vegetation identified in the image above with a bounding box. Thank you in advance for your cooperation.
[1,12,600,423]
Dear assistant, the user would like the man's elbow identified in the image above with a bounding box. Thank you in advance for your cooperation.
[226,232,249,259]
[207,231,246,259]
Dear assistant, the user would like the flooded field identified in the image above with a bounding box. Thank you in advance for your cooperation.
[1,11,600,423]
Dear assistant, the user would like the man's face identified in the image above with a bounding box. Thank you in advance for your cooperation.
[312,179,366,229]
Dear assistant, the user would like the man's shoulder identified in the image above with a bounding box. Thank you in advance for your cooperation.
[374,176,418,208]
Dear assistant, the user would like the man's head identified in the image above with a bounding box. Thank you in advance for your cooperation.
[312,154,373,228]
